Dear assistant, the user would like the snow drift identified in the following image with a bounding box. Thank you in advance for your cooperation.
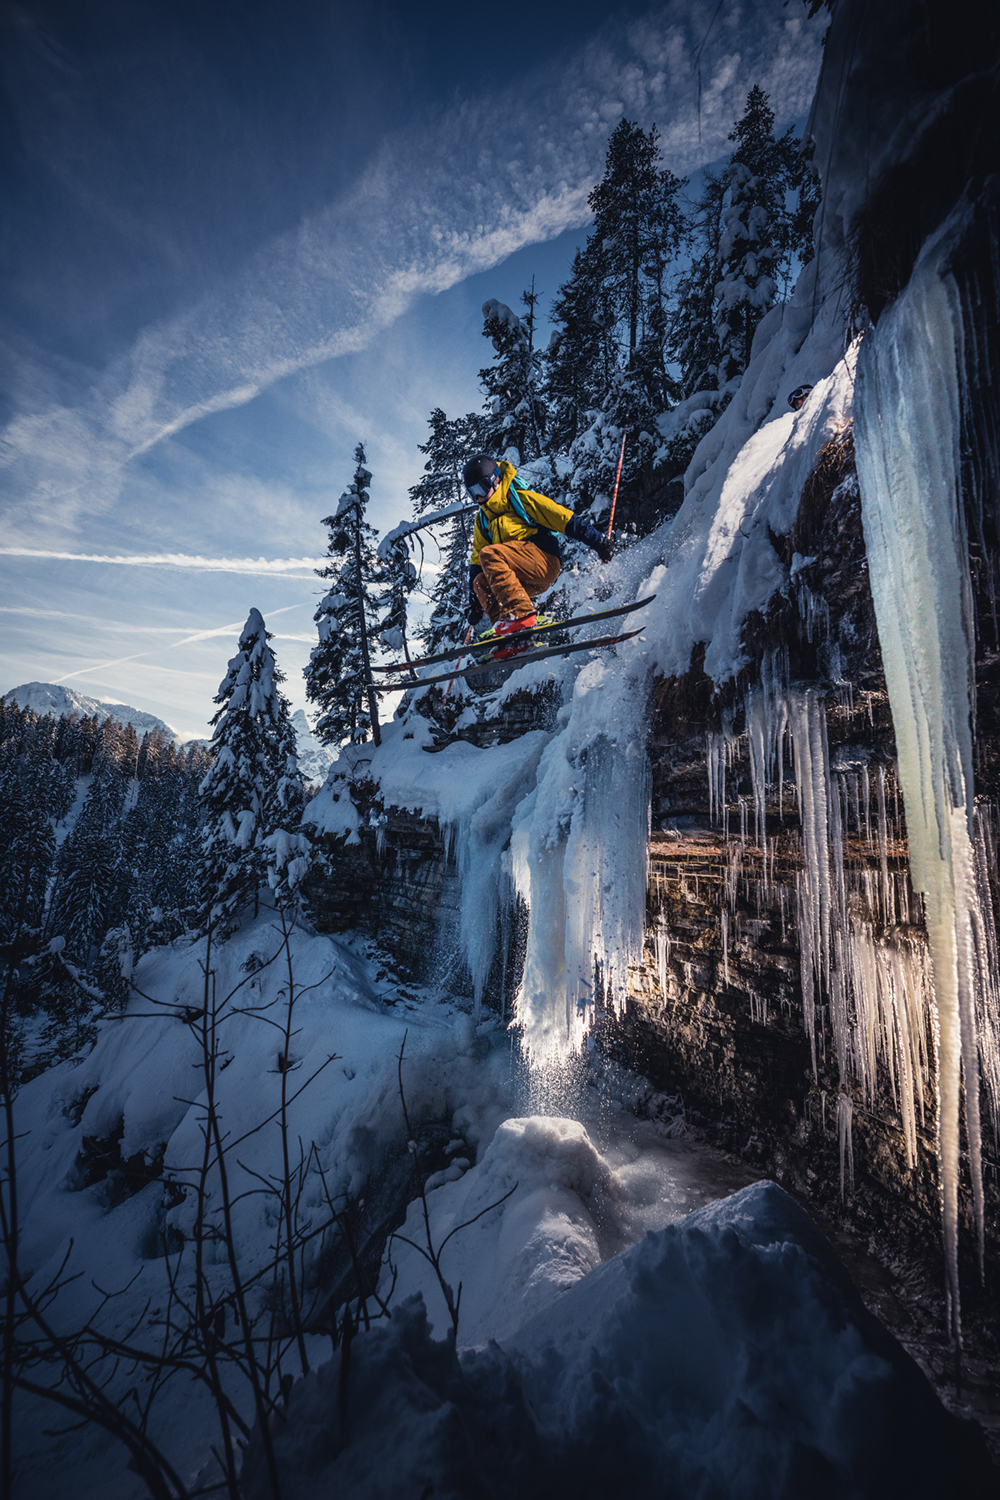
[243,1180,990,1500]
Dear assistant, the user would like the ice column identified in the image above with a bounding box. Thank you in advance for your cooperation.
[518,685,652,1067]
[855,214,985,1339]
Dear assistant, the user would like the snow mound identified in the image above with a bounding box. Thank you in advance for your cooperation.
[245,1181,990,1500]
[383,1115,627,1346]
[3,681,179,740]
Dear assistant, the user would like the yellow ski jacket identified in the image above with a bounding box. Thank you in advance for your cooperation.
[470,460,574,564]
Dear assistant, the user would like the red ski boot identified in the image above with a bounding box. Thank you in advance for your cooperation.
[488,613,537,661]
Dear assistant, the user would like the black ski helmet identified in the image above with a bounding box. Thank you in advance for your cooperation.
[463,455,498,493]
[787,384,813,411]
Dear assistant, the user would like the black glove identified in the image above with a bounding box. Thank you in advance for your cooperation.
[566,514,614,563]
[468,565,484,626]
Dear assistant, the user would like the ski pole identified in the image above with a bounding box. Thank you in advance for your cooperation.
[444,624,475,698]
[607,427,628,539]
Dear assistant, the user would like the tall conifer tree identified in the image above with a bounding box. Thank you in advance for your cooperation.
[408,408,480,654]
[668,169,728,399]
[199,609,306,933]
[715,85,802,382]
[306,445,383,747]
[477,293,547,463]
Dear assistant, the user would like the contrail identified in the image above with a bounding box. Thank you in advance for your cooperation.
[52,603,309,683]
[0,548,326,578]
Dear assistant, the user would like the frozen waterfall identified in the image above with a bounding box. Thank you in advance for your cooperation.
[854,210,988,1343]
[514,657,652,1066]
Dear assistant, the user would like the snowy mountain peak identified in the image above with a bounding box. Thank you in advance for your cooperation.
[3,682,180,741]
[292,708,335,785]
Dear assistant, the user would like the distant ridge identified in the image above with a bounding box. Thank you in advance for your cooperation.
[3,684,335,780]
[3,682,180,742]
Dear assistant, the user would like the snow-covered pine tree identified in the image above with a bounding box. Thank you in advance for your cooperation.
[478,290,547,464]
[668,169,728,400]
[544,247,616,460]
[374,534,418,665]
[787,137,821,268]
[94,923,134,1011]
[552,120,689,510]
[714,85,803,383]
[259,689,311,911]
[409,407,481,655]
[0,765,56,947]
[587,121,687,382]
[408,407,483,516]
[47,788,119,966]
[0,707,73,952]
[305,444,383,747]
[199,608,308,933]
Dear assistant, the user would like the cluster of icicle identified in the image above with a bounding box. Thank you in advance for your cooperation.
[710,669,1000,1343]
[854,211,995,1346]
[702,210,1000,1348]
[708,671,938,1171]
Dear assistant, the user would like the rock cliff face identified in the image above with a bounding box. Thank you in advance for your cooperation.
[306,427,997,1277]
[618,423,999,1308]
[304,0,1000,1391]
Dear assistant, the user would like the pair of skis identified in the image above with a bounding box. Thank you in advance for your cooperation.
[369,594,656,692]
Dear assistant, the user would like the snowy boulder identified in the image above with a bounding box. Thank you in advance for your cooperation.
[243,1180,990,1499]
[381,1115,627,1346]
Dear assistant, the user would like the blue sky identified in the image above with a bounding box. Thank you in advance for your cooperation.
[0,0,824,737]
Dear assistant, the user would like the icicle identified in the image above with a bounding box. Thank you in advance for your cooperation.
[876,768,894,924]
[855,213,985,1336]
[655,917,670,1005]
[972,806,1000,1149]
[707,731,725,827]
[837,1093,854,1200]
[747,688,768,848]
[789,690,833,1077]
[721,908,730,988]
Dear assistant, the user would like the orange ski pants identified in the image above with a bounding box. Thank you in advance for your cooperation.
[473,541,562,623]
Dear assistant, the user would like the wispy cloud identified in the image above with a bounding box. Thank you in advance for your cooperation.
[0,547,325,577]
[1,0,823,542]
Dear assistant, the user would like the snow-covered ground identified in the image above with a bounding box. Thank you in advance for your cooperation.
[250,1182,985,1500]
[10,912,987,1498]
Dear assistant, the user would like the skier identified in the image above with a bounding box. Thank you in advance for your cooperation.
[463,456,614,650]
[787,384,813,412]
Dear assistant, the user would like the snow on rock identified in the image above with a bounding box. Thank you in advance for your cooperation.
[640,260,854,688]
[306,717,552,1004]
[245,1181,988,1500]
[382,1115,627,1346]
[3,681,180,740]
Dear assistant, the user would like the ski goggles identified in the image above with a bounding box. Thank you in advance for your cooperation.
[467,470,500,499]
